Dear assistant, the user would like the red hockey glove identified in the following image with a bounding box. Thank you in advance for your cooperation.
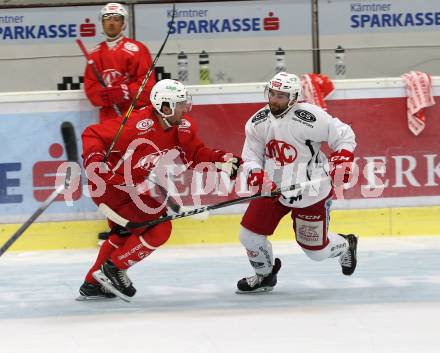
[84,152,147,186]
[99,84,130,107]
[247,169,278,196]
[212,150,242,179]
[84,152,125,185]
[329,149,354,186]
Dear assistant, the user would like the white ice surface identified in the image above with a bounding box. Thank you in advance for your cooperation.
[1,237,440,353]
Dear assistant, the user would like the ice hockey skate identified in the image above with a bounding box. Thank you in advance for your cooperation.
[339,234,358,275]
[75,281,117,301]
[236,258,282,294]
[93,260,137,302]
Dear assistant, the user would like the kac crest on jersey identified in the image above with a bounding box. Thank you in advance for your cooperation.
[136,149,171,171]
[102,69,123,86]
[265,139,297,166]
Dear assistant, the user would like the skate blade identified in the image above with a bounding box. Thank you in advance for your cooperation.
[92,270,132,303]
[75,295,116,302]
[235,286,274,295]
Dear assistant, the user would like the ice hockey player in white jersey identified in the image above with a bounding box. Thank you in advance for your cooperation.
[236,71,358,293]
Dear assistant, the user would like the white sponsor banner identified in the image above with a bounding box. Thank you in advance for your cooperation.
[319,0,440,34]
[0,6,103,45]
[135,0,311,52]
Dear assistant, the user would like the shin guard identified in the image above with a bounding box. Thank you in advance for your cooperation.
[110,221,172,269]
[85,234,126,283]
[239,226,274,276]
[110,234,156,269]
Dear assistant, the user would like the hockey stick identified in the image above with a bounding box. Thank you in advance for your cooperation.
[75,38,122,116]
[103,3,176,163]
[0,122,78,257]
[146,174,209,221]
[99,177,330,230]
[146,173,181,213]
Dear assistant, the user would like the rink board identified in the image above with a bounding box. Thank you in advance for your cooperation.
[1,206,440,251]
[0,78,439,251]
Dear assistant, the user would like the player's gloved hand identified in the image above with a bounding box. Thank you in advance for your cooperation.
[212,150,242,179]
[329,149,354,186]
[247,169,278,196]
[99,84,130,106]
[84,152,126,185]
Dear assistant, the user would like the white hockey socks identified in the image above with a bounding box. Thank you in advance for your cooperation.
[239,226,274,276]
[302,232,348,261]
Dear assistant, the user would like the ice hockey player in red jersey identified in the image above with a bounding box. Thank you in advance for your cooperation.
[77,79,241,301]
[83,3,156,122]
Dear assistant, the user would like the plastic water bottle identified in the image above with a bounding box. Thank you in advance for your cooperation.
[335,45,346,79]
[199,50,210,84]
[275,47,286,73]
[177,51,188,82]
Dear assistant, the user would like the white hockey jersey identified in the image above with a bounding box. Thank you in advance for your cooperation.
[242,102,356,208]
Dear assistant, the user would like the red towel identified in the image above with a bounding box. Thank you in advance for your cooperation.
[401,71,435,136]
[301,73,335,111]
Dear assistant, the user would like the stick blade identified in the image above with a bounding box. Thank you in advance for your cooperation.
[61,122,78,162]
[98,203,129,227]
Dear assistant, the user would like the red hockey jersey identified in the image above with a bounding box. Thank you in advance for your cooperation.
[82,106,224,185]
[83,37,156,122]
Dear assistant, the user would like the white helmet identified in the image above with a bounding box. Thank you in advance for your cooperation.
[266,72,301,103]
[100,3,128,22]
[150,79,192,118]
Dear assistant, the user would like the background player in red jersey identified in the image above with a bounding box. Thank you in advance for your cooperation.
[83,3,156,122]
[77,79,241,301]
